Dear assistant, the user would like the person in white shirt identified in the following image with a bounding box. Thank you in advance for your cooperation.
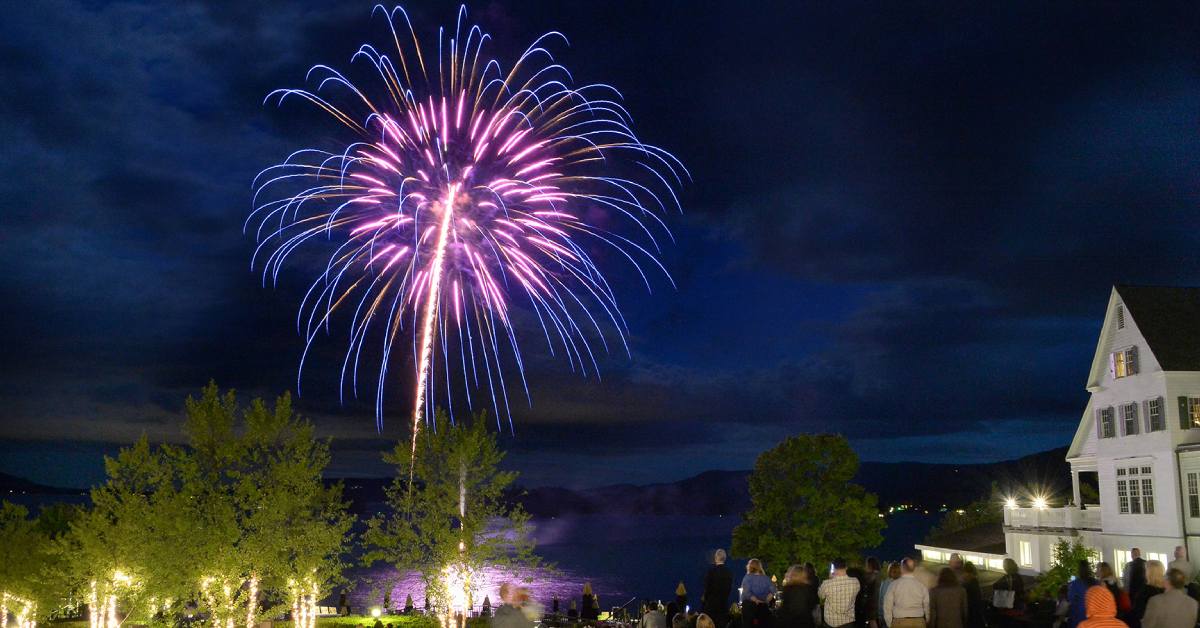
[1168,546,1193,582]
[883,558,930,628]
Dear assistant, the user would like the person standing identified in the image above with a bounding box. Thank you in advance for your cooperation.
[863,558,881,628]
[947,555,964,582]
[741,559,777,628]
[1079,585,1128,628]
[1142,568,1198,628]
[581,582,601,621]
[960,563,984,628]
[643,602,668,628]
[704,550,734,628]
[493,583,535,628]
[1068,561,1099,628]
[1168,547,1193,582]
[879,563,902,628]
[928,569,966,628]
[1098,562,1132,619]
[882,558,930,628]
[777,565,818,628]
[1130,561,1166,628]
[1125,549,1148,601]
[819,558,861,628]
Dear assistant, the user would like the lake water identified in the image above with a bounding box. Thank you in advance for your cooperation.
[346,512,938,613]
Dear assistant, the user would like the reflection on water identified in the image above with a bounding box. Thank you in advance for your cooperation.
[346,512,936,612]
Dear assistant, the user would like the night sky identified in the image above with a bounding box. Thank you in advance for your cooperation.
[1,1,1197,489]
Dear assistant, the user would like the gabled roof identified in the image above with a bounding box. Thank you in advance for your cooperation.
[1116,285,1200,371]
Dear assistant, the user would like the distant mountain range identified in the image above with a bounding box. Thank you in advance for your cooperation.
[3,446,1070,518]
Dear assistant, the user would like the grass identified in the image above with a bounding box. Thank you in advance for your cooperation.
[48,614,442,628]
[276,615,441,628]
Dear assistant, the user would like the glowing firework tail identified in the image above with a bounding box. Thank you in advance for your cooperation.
[248,5,686,458]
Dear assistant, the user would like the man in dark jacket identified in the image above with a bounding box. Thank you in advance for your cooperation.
[703,549,734,628]
[1125,548,1148,601]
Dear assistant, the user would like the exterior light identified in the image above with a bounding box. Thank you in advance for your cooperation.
[1033,496,1048,510]
[1005,498,1018,510]
[371,607,383,618]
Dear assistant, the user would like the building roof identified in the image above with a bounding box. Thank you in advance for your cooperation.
[1116,285,1200,371]
[924,521,1007,555]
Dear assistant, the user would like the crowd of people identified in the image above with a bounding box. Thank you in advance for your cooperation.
[1056,547,1199,628]
[481,546,1200,628]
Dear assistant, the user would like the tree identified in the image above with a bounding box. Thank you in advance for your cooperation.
[0,502,77,628]
[1030,539,1098,601]
[65,383,355,628]
[363,411,542,613]
[731,434,884,578]
[925,483,1003,544]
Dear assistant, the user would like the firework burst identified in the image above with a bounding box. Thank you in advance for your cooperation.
[248,5,685,450]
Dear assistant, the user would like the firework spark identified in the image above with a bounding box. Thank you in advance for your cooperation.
[248,5,686,450]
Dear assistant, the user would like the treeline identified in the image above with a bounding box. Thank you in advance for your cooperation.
[0,383,538,628]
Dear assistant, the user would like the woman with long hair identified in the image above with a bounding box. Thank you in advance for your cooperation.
[740,559,777,628]
[929,568,967,628]
[776,565,817,628]
[1129,560,1166,628]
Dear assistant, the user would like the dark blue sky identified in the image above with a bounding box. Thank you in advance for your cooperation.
[1,1,1197,488]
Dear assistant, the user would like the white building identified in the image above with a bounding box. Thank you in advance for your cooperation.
[1003,285,1200,573]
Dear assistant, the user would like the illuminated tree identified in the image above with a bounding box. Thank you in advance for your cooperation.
[363,411,542,612]
[65,384,354,628]
[731,434,885,578]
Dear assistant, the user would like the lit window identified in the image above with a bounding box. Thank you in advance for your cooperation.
[1122,403,1139,435]
[1113,347,1138,378]
[1148,398,1164,432]
[1019,541,1032,567]
[1186,398,1200,430]
[1115,549,1132,567]
[1116,466,1154,515]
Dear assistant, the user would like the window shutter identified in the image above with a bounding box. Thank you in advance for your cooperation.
[1097,409,1104,438]
[1159,396,1166,430]
[1119,405,1127,436]
[1181,397,1192,430]
[1129,346,1139,375]
[1109,352,1117,377]
[1145,399,1154,432]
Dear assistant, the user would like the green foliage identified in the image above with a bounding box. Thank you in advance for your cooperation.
[363,410,543,610]
[925,483,1003,543]
[731,434,885,578]
[64,382,355,626]
[1030,538,1099,601]
[0,501,77,623]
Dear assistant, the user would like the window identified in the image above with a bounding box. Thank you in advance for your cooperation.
[1146,552,1169,565]
[1181,397,1200,430]
[1098,406,1116,439]
[1116,465,1155,515]
[1188,473,1199,518]
[1147,398,1165,432]
[1019,541,1033,567]
[1122,402,1140,435]
[1115,549,1132,568]
[1112,347,1138,378]
[1117,468,1130,514]
[1117,304,1125,329]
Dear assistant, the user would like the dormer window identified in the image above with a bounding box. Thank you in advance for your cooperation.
[1116,304,1125,329]
[1111,346,1138,379]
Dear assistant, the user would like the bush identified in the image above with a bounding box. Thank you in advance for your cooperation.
[1030,539,1098,601]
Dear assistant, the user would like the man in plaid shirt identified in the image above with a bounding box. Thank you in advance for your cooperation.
[819,558,860,628]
